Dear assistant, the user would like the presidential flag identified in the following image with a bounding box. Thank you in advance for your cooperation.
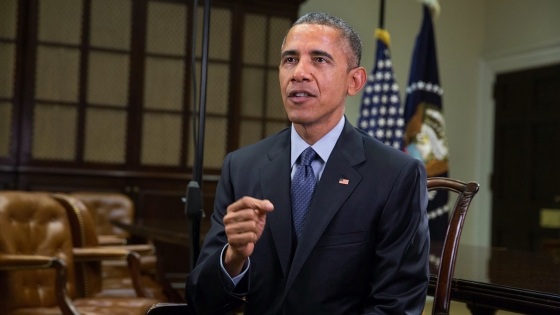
[403,3,450,242]
[357,29,405,151]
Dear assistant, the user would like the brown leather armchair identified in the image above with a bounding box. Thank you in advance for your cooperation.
[68,192,135,245]
[68,192,159,280]
[53,193,173,301]
[0,191,161,315]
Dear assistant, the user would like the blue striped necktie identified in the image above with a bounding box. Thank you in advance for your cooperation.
[291,147,317,240]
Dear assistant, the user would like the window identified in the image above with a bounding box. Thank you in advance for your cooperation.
[2,0,299,173]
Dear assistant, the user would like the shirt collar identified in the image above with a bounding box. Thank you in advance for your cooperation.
[291,116,345,167]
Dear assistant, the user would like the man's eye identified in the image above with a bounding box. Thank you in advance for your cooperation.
[285,57,296,63]
[316,57,326,62]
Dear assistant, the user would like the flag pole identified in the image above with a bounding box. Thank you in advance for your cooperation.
[378,0,385,29]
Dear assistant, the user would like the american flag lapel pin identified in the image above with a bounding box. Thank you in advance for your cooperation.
[338,178,349,185]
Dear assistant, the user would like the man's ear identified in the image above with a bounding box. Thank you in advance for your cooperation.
[347,67,367,96]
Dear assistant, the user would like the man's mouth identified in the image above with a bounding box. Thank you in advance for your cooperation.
[292,92,310,97]
[288,90,315,100]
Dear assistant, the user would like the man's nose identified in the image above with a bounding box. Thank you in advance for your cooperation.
[292,59,311,82]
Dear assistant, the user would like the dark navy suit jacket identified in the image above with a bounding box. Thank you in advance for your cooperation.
[186,119,430,315]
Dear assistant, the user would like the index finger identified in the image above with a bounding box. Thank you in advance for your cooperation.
[228,196,274,214]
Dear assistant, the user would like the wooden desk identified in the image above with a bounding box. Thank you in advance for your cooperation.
[113,220,560,314]
[429,243,560,314]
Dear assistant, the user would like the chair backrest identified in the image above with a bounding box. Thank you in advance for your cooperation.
[53,194,104,297]
[70,192,134,238]
[427,177,479,315]
[0,191,77,312]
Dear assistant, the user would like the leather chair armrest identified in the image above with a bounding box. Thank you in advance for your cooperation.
[0,254,57,269]
[72,247,148,298]
[73,247,134,261]
[103,244,155,256]
[98,235,128,245]
[0,254,80,315]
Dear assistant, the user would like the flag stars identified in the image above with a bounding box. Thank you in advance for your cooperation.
[406,81,443,96]
[362,109,369,117]
[397,118,404,127]
[426,83,433,91]
[357,42,405,151]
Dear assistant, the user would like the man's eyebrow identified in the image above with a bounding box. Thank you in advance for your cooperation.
[310,50,334,60]
[280,49,335,61]
[281,50,298,59]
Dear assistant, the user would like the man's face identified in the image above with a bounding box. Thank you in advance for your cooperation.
[279,24,356,129]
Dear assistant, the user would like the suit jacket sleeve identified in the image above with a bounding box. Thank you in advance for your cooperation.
[185,152,249,315]
[363,158,430,315]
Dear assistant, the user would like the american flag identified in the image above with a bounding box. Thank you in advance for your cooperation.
[357,29,405,151]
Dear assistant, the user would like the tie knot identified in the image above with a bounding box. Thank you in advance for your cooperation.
[299,147,317,166]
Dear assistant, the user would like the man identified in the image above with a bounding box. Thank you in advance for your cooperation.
[186,12,429,315]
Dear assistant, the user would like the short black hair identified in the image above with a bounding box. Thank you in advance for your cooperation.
[291,12,362,69]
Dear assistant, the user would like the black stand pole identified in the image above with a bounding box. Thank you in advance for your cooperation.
[379,0,385,29]
[185,0,211,273]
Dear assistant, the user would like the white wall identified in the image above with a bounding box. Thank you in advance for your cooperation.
[299,0,560,247]
[483,0,560,56]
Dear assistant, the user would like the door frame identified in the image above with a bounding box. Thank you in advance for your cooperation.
[472,40,560,248]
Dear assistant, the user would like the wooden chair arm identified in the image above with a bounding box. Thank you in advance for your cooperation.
[146,303,190,315]
[98,235,128,245]
[0,254,80,315]
[72,247,148,298]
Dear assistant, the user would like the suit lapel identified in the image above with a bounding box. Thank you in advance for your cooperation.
[260,131,293,276]
[283,120,366,297]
